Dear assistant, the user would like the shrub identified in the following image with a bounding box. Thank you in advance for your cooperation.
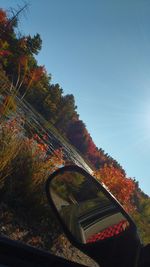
[0,118,23,189]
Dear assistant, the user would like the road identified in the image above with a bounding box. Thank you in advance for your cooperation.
[5,91,93,174]
[0,71,92,174]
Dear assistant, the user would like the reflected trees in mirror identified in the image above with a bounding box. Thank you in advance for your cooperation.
[49,171,130,244]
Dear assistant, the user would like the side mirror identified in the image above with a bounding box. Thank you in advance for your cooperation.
[46,165,141,267]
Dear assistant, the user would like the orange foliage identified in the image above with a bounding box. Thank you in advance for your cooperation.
[0,9,7,25]
[25,134,64,173]
[18,37,27,49]
[94,165,136,212]
[27,66,46,88]
[17,55,29,85]
[18,55,28,69]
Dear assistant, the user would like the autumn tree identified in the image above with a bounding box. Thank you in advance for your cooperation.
[67,119,89,153]
[94,165,136,212]
[0,8,7,26]
[54,94,78,132]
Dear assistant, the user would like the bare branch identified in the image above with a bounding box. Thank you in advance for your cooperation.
[0,2,29,37]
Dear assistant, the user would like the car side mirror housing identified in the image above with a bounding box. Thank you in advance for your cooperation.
[46,165,141,267]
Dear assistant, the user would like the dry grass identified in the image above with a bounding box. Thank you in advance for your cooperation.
[0,118,64,214]
[0,119,23,187]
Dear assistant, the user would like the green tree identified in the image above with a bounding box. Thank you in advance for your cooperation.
[26,34,42,55]
[55,94,77,132]
[67,119,88,153]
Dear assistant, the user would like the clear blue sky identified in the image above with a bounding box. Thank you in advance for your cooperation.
[1,0,150,195]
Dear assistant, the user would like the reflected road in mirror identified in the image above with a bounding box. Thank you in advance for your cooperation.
[50,171,130,244]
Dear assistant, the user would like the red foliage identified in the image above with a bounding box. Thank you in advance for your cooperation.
[23,66,46,90]
[29,66,45,83]
[0,9,7,25]
[0,50,11,57]
[87,137,97,155]
[26,133,64,168]
[17,55,28,68]
[67,119,106,167]
[94,165,136,212]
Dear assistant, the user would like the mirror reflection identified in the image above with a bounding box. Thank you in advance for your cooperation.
[50,171,130,244]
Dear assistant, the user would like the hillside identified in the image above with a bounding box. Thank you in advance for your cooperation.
[0,4,149,255]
